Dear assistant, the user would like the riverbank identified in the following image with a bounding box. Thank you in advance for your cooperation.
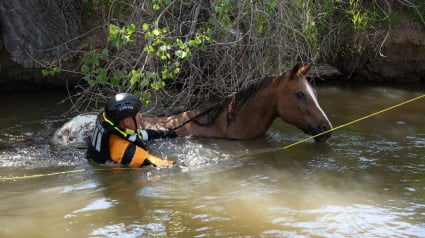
[0,1,424,91]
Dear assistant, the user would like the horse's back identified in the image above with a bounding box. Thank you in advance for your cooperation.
[51,112,97,147]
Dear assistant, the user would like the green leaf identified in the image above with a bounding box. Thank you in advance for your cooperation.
[185,48,191,57]
[188,39,196,47]
[53,66,62,73]
[145,32,154,41]
[161,68,170,79]
[140,78,149,88]
[41,69,50,76]
[100,48,109,57]
[96,69,108,85]
[88,79,96,87]
[127,24,136,35]
[81,64,89,74]
[175,38,184,48]
[151,81,165,90]
[194,35,202,44]
[159,44,170,51]
[82,56,91,65]
[143,45,155,52]
[146,71,155,79]
[110,77,120,86]
[83,74,91,82]
[175,50,187,58]
[174,67,180,74]
[112,70,125,80]
[142,23,149,31]
[125,25,135,43]
[108,24,119,47]
[130,69,141,85]
[85,74,96,86]
[152,28,161,36]
[142,92,151,107]
[109,24,119,35]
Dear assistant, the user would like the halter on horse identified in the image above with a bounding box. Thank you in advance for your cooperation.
[139,63,332,141]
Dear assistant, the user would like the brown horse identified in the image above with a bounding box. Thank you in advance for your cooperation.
[140,63,332,142]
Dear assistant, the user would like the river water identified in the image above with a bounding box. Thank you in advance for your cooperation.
[0,84,424,237]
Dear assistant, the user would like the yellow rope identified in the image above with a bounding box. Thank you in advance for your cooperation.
[0,169,87,181]
[0,167,138,181]
[1,93,424,181]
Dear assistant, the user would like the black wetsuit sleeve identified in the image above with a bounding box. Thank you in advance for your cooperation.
[144,129,177,140]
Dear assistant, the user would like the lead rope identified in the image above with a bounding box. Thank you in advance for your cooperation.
[1,94,424,181]
[171,106,213,130]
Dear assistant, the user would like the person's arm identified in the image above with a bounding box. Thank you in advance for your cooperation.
[109,134,173,167]
[139,128,177,141]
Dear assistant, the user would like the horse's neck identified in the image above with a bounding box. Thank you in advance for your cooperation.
[228,89,278,138]
[140,83,279,138]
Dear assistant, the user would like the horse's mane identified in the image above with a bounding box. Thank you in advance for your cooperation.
[195,73,285,126]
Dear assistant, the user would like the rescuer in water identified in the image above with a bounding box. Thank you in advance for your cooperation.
[87,93,176,167]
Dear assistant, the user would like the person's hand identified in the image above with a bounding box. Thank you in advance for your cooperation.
[158,159,174,167]
[146,154,174,168]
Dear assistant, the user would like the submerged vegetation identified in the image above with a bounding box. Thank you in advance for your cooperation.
[43,0,424,114]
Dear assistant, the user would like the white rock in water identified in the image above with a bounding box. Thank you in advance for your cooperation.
[51,113,97,147]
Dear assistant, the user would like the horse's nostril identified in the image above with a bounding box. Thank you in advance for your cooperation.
[313,124,332,142]
[320,124,330,132]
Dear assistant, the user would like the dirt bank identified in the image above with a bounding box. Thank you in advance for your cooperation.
[335,19,425,82]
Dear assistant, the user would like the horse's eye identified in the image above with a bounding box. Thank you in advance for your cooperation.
[296,92,306,101]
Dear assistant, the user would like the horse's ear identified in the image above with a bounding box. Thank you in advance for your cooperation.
[290,63,301,79]
[299,64,312,75]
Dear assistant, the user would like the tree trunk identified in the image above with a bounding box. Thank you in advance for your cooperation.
[0,0,82,68]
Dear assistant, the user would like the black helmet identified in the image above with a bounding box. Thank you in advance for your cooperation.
[105,93,142,124]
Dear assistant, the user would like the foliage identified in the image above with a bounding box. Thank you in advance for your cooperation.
[43,0,424,114]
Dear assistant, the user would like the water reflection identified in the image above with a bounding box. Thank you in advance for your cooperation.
[1,86,425,237]
[268,204,423,237]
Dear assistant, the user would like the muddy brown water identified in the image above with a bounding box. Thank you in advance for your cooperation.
[0,84,424,237]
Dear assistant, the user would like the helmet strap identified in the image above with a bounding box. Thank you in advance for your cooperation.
[125,128,136,135]
[124,116,139,135]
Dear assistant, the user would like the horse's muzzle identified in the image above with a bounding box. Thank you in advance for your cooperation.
[310,124,332,142]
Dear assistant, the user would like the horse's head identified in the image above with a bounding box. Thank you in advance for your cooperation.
[275,63,332,142]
